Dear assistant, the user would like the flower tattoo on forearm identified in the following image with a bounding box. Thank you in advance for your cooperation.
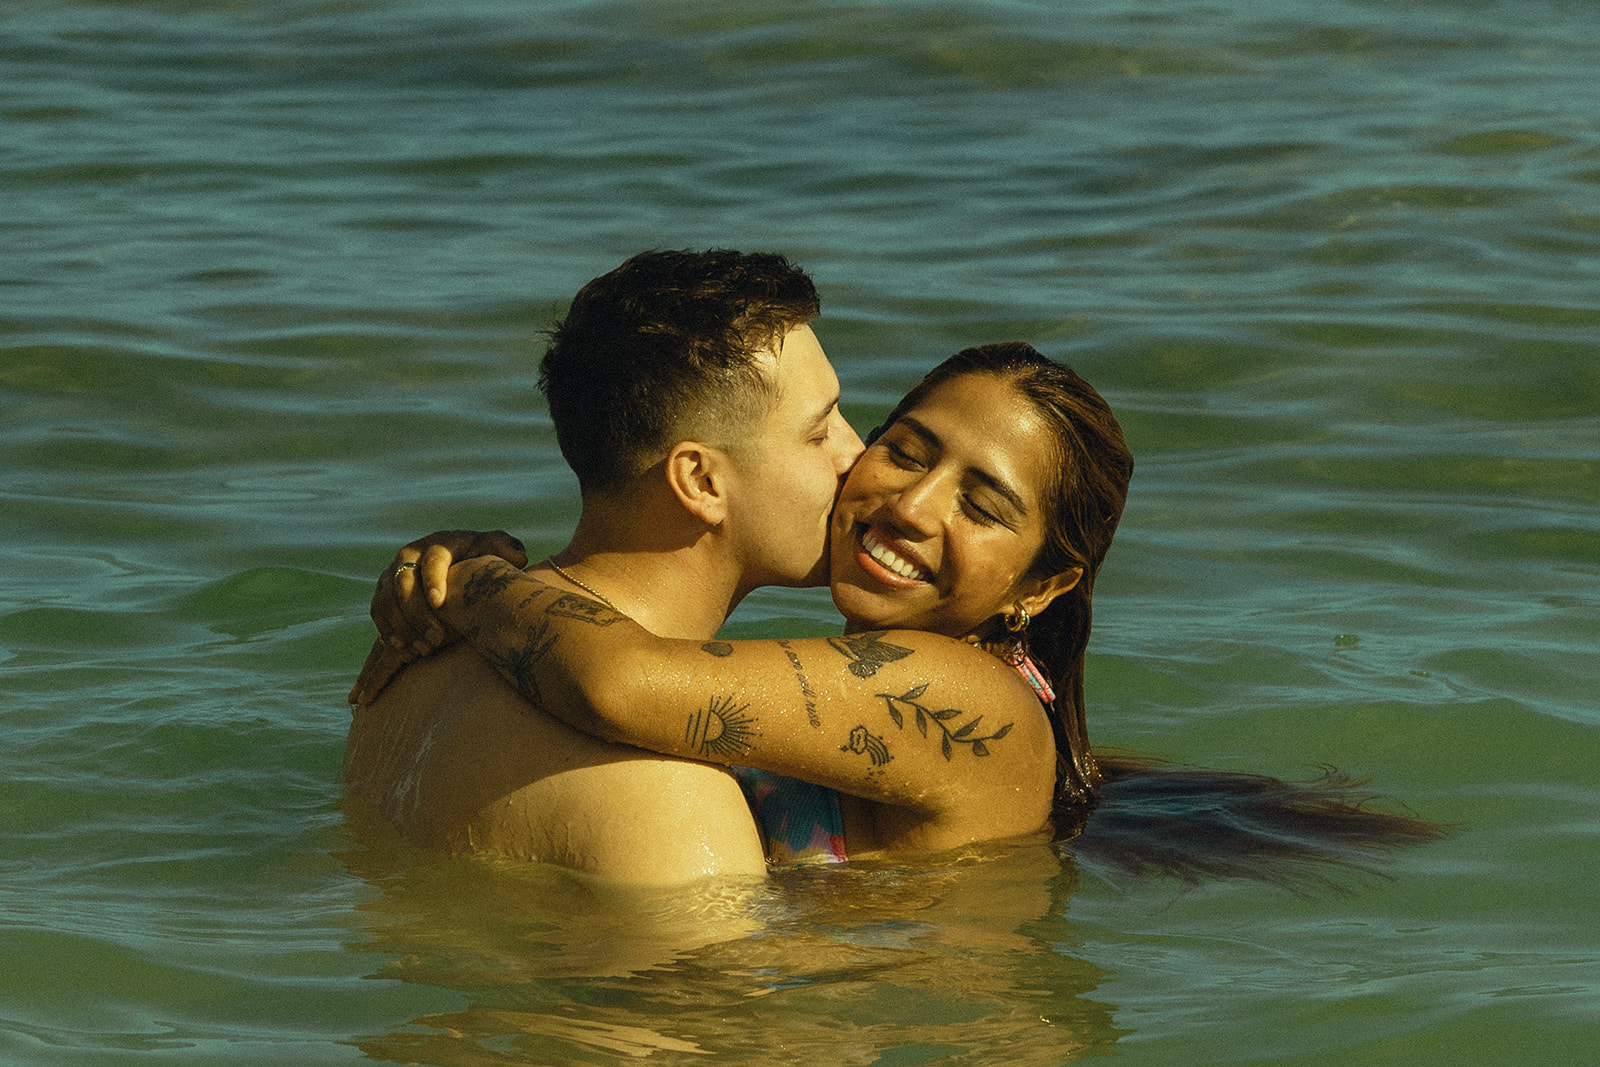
[841,725,892,767]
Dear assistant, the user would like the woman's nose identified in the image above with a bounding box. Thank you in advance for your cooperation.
[886,471,943,538]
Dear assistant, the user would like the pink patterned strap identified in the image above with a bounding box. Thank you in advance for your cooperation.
[1011,653,1055,704]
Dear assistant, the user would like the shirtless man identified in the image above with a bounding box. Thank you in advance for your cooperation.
[343,249,863,884]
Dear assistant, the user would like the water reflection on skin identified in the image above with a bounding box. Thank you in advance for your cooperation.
[338,809,1121,1065]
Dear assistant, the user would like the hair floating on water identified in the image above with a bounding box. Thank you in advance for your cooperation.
[1062,753,1453,897]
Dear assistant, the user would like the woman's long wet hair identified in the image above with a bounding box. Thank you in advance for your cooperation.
[871,342,1131,817]
[878,343,1447,888]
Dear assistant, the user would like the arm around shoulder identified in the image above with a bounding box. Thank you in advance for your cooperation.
[432,556,660,741]
[435,557,1058,825]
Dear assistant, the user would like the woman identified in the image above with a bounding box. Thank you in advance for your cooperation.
[357,343,1441,871]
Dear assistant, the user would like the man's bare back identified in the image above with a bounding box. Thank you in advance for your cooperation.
[344,645,767,884]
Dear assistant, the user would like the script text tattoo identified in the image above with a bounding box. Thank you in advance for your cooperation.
[777,639,822,728]
[546,593,626,626]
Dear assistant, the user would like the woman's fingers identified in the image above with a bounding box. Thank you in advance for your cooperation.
[418,542,454,612]
[363,529,528,671]
[371,552,433,653]
[419,530,528,608]
[469,529,529,568]
[350,638,413,706]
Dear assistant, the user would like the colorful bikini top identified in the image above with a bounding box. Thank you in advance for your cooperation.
[731,765,848,865]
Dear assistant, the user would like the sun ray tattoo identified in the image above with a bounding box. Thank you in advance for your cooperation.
[684,695,757,759]
[827,631,913,678]
[877,683,1012,760]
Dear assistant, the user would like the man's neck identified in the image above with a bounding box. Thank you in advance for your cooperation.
[548,502,744,641]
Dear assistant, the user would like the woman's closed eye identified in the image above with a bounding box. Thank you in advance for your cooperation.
[962,496,1002,524]
[884,440,926,470]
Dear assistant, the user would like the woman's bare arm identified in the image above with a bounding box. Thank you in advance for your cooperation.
[424,556,1056,826]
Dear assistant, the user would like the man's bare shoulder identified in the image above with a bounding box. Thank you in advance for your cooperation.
[344,644,765,883]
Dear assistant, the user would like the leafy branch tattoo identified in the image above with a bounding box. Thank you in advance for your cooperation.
[684,695,757,759]
[462,561,525,607]
[878,683,1012,760]
[479,619,557,710]
[700,641,734,657]
[828,631,913,678]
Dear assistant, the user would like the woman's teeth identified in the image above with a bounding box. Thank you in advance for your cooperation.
[862,529,929,581]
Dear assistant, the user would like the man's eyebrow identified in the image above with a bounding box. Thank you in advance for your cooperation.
[897,415,1029,516]
[806,390,842,431]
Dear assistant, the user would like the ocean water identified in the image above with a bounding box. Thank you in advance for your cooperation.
[3,0,1598,1063]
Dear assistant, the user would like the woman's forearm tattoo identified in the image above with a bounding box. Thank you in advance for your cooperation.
[878,683,1012,760]
[841,725,892,767]
[827,631,913,678]
[545,593,626,625]
[461,560,526,607]
[775,639,821,728]
[476,619,558,710]
[684,695,757,759]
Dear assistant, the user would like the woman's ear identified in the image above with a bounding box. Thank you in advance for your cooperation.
[1019,566,1082,619]
[664,441,731,526]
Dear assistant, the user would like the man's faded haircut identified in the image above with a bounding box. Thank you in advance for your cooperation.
[539,249,821,493]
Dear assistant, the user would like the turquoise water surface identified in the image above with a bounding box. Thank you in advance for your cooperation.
[4,1,1598,1063]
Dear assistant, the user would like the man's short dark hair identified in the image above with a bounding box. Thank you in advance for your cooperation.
[540,249,821,493]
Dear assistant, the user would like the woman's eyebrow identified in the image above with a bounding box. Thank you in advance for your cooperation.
[897,415,1029,516]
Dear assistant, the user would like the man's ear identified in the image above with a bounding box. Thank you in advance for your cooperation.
[1019,566,1082,620]
[664,440,732,526]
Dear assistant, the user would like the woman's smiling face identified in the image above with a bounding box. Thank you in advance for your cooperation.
[829,372,1073,638]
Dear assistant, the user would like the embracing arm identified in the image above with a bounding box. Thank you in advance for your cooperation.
[347,529,528,705]
[424,557,1057,828]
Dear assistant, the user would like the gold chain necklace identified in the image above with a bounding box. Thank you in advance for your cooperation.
[545,558,621,613]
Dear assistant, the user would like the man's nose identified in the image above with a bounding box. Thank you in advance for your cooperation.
[833,413,865,474]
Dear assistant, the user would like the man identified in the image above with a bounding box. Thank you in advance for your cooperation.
[344,249,863,884]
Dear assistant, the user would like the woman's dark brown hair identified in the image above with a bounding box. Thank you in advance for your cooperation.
[870,341,1130,818]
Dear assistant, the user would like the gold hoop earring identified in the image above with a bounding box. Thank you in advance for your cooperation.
[1003,604,1030,633]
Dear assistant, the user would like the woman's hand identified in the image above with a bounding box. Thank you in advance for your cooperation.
[350,639,410,708]
[349,529,528,706]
